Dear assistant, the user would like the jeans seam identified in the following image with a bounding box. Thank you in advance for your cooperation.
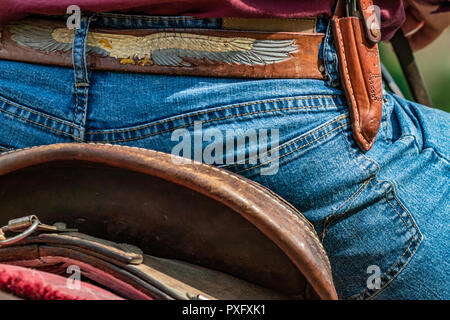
[224,114,348,170]
[382,96,390,145]
[320,177,372,242]
[224,115,348,172]
[86,95,343,135]
[72,16,91,141]
[72,36,80,137]
[88,104,346,143]
[0,96,80,129]
[82,85,88,141]
[323,23,332,82]
[81,22,89,83]
[346,192,420,300]
[338,118,423,300]
[323,21,338,86]
[358,194,422,300]
[72,85,78,137]
[353,161,422,300]
[0,107,82,141]
[236,123,349,175]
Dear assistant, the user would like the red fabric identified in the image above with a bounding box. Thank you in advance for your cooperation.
[0,1,447,40]
[0,264,124,300]
[0,0,333,24]
[9,256,154,300]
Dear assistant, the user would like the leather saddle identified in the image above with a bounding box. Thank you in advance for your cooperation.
[0,143,336,300]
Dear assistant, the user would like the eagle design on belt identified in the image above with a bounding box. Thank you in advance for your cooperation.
[9,24,298,67]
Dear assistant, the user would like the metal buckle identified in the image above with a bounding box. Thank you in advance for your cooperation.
[0,215,77,247]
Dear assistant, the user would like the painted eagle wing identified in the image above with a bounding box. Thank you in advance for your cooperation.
[9,24,109,56]
[144,32,298,66]
[9,24,298,67]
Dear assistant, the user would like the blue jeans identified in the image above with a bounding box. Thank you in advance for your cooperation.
[0,14,448,299]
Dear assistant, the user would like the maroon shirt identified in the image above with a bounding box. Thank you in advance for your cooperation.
[0,0,447,40]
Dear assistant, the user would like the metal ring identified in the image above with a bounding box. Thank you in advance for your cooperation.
[0,218,40,247]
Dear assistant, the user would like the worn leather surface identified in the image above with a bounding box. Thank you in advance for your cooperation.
[18,232,144,265]
[357,0,382,44]
[222,17,316,33]
[0,143,337,299]
[0,242,290,300]
[0,18,325,79]
[331,1,383,152]
[3,231,288,299]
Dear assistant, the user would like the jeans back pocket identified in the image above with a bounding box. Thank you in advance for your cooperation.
[235,117,422,299]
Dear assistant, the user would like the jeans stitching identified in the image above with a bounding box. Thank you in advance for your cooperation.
[358,194,420,300]
[386,194,413,235]
[72,31,80,135]
[382,95,390,144]
[323,21,338,85]
[71,17,91,141]
[88,104,346,143]
[236,123,349,174]
[86,95,343,135]
[0,107,82,141]
[323,24,332,82]
[81,86,88,141]
[331,38,338,82]
[72,86,78,137]
[0,96,80,129]
[320,178,372,242]
[338,117,423,300]
[72,32,79,138]
[72,19,87,139]
[81,20,89,84]
[224,114,349,170]
[345,192,417,300]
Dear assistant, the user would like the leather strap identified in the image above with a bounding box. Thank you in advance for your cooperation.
[0,17,326,79]
[357,0,382,44]
[0,231,290,300]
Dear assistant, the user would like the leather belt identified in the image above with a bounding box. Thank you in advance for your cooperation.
[0,6,383,152]
[0,17,326,79]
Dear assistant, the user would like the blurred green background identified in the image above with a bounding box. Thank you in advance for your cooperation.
[380,28,450,112]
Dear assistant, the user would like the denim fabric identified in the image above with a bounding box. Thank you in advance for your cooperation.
[0,13,448,299]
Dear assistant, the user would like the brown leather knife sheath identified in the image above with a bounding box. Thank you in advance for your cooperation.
[331,0,383,151]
